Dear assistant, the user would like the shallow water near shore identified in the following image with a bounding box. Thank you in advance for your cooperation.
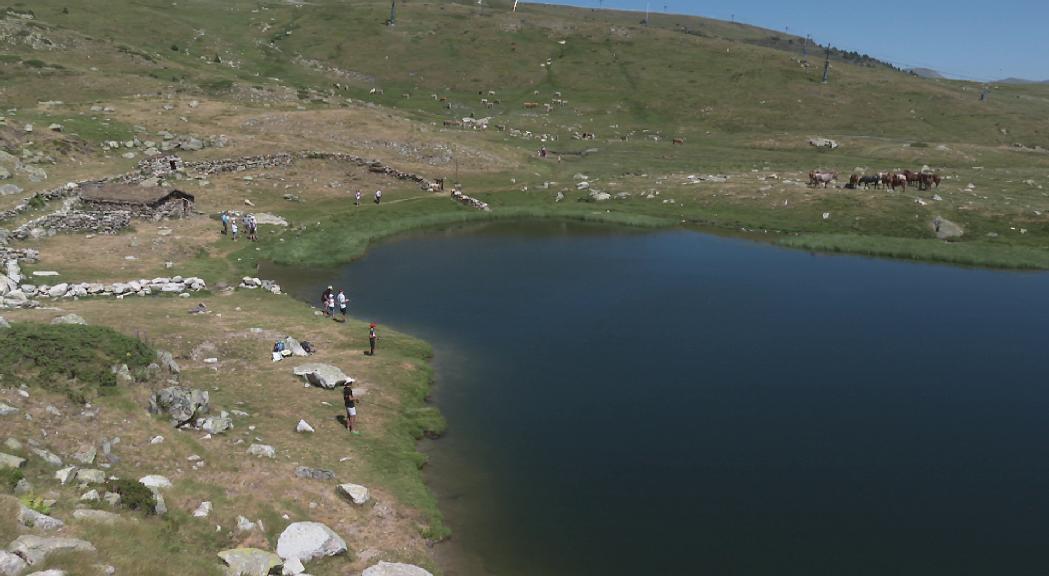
[273,220,1049,576]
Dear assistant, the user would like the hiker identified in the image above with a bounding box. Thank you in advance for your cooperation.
[247,214,258,241]
[231,219,239,241]
[321,286,333,316]
[220,211,229,235]
[374,189,382,205]
[355,190,361,207]
[343,382,359,434]
[368,323,378,356]
[337,289,348,319]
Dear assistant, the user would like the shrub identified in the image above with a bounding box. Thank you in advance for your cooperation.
[105,479,156,514]
[170,44,179,52]
[910,142,929,148]
[0,323,154,403]
[0,468,23,492]
[20,495,51,515]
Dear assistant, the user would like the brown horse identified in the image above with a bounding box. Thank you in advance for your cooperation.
[891,172,908,191]
[919,173,942,190]
[809,171,837,188]
[848,174,861,188]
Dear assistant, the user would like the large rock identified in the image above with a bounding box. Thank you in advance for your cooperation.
[292,364,353,390]
[18,505,65,531]
[6,535,96,565]
[283,337,308,357]
[293,466,334,481]
[0,551,28,576]
[49,313,85,325]
[202,416,232,435]
[149,387,209,426]
[0,403,19,417]
[275,522,347,563]
[362,562,434,576]
[30,448,62,467]
[75,469,106,484]
[217,548,282,576]
[138,475,172,490]
[932,216,964,240]
[0,453,26,469]
[808,137,839,149]
[156,350,181,374]
[337,483,370,505]
[247,444,275,459]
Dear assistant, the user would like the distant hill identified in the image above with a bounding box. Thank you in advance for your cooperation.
[908,68,945,79]
[998,77,1049,85]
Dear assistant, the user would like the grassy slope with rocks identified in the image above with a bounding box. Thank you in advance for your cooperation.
[0,0,1048,574]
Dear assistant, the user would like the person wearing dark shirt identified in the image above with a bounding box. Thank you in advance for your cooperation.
[368,323,378,356]
[342,382,358,434]
[321,286,333,317]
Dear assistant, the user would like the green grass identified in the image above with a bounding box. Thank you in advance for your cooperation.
[0,323,154,403]
[780,233,1049,269]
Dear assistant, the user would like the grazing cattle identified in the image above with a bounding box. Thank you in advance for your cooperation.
[443,120,463,128]
[432,93,439,101]
[544,103,552,112]
[554,91,562,98]
[401,93,411,99]
[481,98,489,105]
[859,174,881,189]
[808,171,837,188]
[486,101,494,109]
[523,102,539,109]
[369,88,384,95]
[880,172,892,188]
[672,138,685,145]
[439,96,448,102]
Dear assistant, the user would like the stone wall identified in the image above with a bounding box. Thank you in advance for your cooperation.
[11,210,132,241]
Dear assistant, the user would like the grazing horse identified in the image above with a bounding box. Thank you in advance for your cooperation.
[672,138,685,145]
[859,174,881,189]
[880,172,892,189]
[848,174,861,189]
[891,172,908,191]
[902,170,922,188]
[809,170,837,188]
[919,173,942,190]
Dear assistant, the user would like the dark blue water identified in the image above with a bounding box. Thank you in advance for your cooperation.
[281,221,1049,576]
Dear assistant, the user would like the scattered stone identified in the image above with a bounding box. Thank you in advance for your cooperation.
[808,137,839,149]
[102,492,121,507]
[49,314,86,325]
[54,466,78,484]
[7,535,96,566]
[139,475,172,490]
[217,548,283,576]
[202,416,232,435]
[362,562,434,576]
[295,420,314,433]
[192,501,212,518]
[248,444,276,459]
[72,445,97,465]
[292,363,353,389]
[30,448,62,467]
[0,403,18,417]
[80,490,100,502]
[3,438,21,451]
[281,557,305,576]
[932,216,964,240]
[75,469,106,484]
[0,552,27,576]
[149,386,209,426]
[0,453,26,470]
[44,405,61,417]
[337,483,370,505]
[275,521,347,564]
[156,350,181,374]
[294,466,334,481]
[283,337,308,357]
[236,516,258,532]
[150,435,165,445]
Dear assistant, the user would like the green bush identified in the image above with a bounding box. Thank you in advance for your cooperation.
[20,495,51,515]
[0,323,154,402]
[910,141,929,148]
[0,468,23,492]
[105,479,156,514]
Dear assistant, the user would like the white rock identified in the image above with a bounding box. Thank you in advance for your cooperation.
[217,548,282,576]
[248,444,275,458]
[54,466,78,484]
[281,557,305,575]
[7,535,96,565]
[295,420,315,433]
[139,474,172,490]
[18,505,64,531]
[362,562,434,576]
[337,483,370,505]
[275,521,347,563]
[0,551,28,576]
[192,501,212,518]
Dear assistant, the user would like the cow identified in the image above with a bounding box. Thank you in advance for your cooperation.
[443,119,462,128]
[544,103,552,112]
[523,102,539,109]
[369,88,384,95]
[672,138,685,145]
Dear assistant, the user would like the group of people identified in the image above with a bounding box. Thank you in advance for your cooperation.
[353,190,383,206]
[220,211,258,241]
[319,284,379,354]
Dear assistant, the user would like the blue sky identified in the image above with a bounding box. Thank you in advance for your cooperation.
[531,0,1048,81]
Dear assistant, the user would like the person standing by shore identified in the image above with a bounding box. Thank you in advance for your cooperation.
[337,289,348,319]
[220,211,229,236]
[343,382,359,434]
[231,219,239,241]
[368,323,378,356]
[355,190,361,207]
[321,285,333,317]
[326,292,336,318]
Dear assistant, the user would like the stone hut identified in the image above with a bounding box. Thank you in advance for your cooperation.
[80,184,195,219]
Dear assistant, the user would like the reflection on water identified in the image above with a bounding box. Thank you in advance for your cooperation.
[271,221,1049,576]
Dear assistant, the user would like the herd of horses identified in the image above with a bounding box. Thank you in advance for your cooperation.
[808,169,943,191]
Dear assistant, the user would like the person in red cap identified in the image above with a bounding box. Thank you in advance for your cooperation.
[368,323,378,356]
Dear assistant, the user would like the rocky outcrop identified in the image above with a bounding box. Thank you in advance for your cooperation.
[451,189,490,211]
[292,364,353,389]
[809,137,840,149]
[337,483,370,505]
[7,535,96,566]
[275,522,347,564]
[932,216,964,240]
[148,387,209,426]
[238,277,282,294]
[247,444,276,459]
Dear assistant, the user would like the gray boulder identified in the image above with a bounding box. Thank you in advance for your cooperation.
[0,403,18,417]
[217,548,282,576]
[283,337,308,357]
[292,363,353,390]
[202,416,232,435]
[0,551,28,576]
[0,184,23,196]
[932,216,964,240]
[362,562,434,576]
[72,445,97,465]
[156,350,181,374]
[809,137,840,149]
[337,483,370,505]
[75,469,106,484]
[0,453,25,469]
[275,521,347,563]
[149,387,209,426]
[6,535,96,565]
[30,448,62,467]
[247,444,275,459]
[49,313,85,325]
[294,466,335,481]
[138,475,172,490]
[18,505,65,531]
